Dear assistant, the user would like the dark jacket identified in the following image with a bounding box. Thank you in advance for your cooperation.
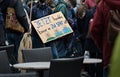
[32,3,53,20]
[0,0,29,32]
[31,3,53,37]
[77,6,96,39]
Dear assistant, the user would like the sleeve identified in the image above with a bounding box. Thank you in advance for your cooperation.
[14,0,29,32]
[87,6,96,20]
[90,3,104,50]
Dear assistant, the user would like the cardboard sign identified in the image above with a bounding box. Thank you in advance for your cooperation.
[31,12,73,43]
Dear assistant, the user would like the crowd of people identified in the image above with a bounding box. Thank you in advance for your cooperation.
[0,0,120,77]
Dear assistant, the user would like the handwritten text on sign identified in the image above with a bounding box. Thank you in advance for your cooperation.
[31,12,73,43]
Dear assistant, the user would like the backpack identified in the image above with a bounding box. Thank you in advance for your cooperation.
[107,10,120,43]
[0,9,5,45]
[5,0,24,33]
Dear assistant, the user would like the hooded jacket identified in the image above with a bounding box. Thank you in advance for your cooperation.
[90,0,120,68]
[54,0,68,19]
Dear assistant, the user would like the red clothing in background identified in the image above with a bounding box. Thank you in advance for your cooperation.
[90,0,120,68]
[84,0,96,9]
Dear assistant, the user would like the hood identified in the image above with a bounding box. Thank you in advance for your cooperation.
[105,0,120,10]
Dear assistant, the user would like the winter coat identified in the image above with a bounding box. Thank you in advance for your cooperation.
[90,0,120,68]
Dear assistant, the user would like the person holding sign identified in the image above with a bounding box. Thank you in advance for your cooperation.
[31,0,59,58]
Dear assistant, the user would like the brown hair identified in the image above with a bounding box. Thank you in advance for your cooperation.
[76,4,88,18]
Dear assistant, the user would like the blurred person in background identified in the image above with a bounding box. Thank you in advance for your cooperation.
[0,0,29,62]
[90,0,120,77]
[76,3,98,77]
[31,0,59,58]
[53,0,69,58]
[64,0,83,57]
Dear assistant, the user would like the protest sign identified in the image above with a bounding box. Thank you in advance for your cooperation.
[31,12,73,43]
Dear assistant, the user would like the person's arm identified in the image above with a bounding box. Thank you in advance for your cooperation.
[87,6,96,20]
[14,0,29,32]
